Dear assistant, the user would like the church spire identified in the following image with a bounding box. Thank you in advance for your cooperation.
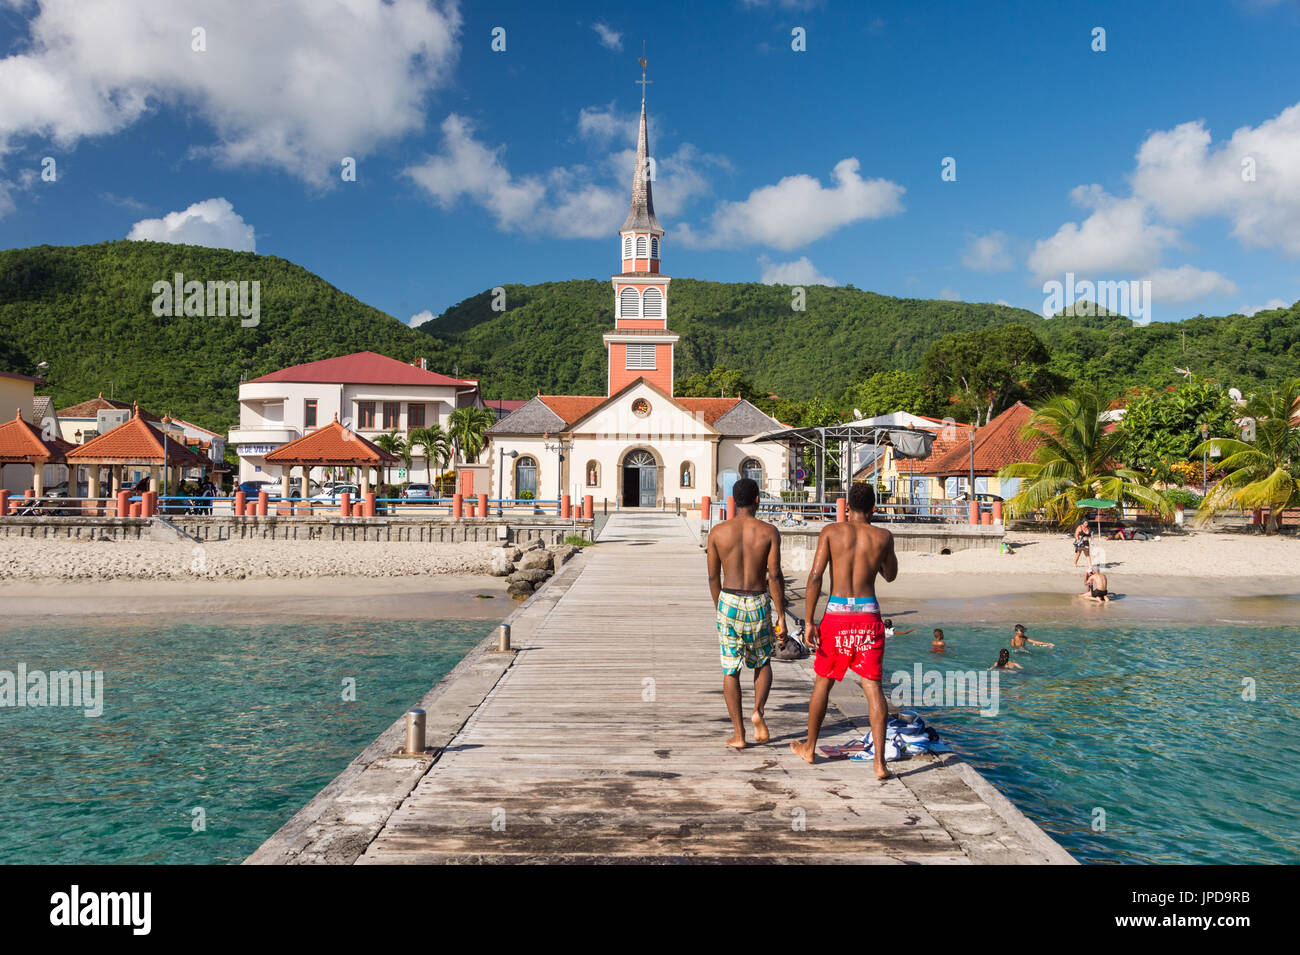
[621,51,662,235]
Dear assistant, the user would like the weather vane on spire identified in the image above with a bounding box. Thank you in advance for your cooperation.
[636,40,650,102]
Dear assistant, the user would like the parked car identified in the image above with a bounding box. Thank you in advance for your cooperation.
[238,479,274,497]
[402,483,434,500]
[311,483,360,503]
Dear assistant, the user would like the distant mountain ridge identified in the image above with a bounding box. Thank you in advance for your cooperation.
[2,242,1297,434]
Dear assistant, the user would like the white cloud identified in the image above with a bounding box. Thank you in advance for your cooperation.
[408,309,435,328]
[961,230,1013,271]
[1132,105,1300,255]
[1239,298,1288,316]
[591,22,622,51]
[405,111,723,239]
[1140,265,1237,304]
[126,197,255,251]
[677,158,904,250]
[996,299,1011,306]
[0,181,13,219]
[759,256,837,286]
[940,288,961,301]
[1027,186,1178,278]
[0,0,460,186]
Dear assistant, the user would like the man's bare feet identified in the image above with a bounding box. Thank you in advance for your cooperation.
[789,739,816,764]
[873,762,891,781]
[751,712,770,744]
[726,734,747,749]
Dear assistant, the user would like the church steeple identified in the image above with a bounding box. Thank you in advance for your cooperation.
[607,50,677,397]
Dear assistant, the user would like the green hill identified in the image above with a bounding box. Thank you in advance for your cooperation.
[3,242,1297,434]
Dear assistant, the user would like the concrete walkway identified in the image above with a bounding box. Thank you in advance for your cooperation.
[342,516,1073,864]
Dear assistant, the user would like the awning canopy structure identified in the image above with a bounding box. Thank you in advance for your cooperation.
[0,408,74,465]
[748,422,938,502]
[64,409,209,469]
[264,417,399,468]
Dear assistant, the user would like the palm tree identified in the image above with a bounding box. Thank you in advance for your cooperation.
[448,406,496,464]
[1193,377,1300,534]
[999,391,1170,526]
[372,431,406,487]
[409,424,452,489]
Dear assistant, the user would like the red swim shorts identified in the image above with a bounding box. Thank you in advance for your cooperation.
[814,611,885,681]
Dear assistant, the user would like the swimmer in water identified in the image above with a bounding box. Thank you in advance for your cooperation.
[990,648,1022,670]
[930,628,946,652]
[1010,624,1054,648]
[883,617,916,637]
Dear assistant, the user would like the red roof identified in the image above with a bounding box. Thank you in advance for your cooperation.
[248,352,477,388]
[677,397,742,426]
[57,394,162,424]
[916,401,1041,476]
[65,412,209,466]
[264,418,399,466]
[0,410,73,464]
[538,395,609,428]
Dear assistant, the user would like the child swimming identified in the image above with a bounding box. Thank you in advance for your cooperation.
[990,648,1022,670]
[884,617,916,638]
[930,628,946,652]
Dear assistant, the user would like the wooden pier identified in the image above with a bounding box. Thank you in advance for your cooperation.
[250,512,1075,865]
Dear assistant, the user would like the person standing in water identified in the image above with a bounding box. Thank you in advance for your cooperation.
[790,482,897,779]
[1073,518,1093,569]
[706,478,785,749]
[1011,624,1054,648]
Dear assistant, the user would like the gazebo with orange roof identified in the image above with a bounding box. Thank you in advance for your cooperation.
[0,408,75,503]
[264,415,398,500]
[65,407,210,507]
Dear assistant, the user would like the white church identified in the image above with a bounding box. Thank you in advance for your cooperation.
[486,75,787,510]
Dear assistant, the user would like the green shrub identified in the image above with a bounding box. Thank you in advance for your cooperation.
[1162,488,1203,509]
[562,534,593,547]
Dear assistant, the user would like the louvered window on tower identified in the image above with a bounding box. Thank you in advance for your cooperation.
[636,236,648,257]
[642,287,663,317]
[619,287,640,318]
[626,342,657,370]
[623,236,632,259]
[651,236,659,258]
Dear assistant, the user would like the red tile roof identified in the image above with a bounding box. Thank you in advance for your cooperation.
[248,351,477,387]
[676,397,742,425]
[264,418,399,466]
[65,412,209,466]
[916,401,1041,476]
[538,395,609,428]
[0,410,73,464]
[57,394,162,423]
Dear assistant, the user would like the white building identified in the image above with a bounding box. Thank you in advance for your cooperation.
[486,76,787,509]
[228,351,480,484]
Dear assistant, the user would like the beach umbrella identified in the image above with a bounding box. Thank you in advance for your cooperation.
[1075,497,1117,537]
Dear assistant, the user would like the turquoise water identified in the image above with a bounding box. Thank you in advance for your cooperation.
[0,618,491,864]
[880,621,1300,864]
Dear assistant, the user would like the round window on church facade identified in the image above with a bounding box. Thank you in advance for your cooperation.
[631,397,651,418]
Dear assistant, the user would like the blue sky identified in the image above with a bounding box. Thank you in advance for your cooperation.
[2,0,1299,327]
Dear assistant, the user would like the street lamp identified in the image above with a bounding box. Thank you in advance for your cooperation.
[544,438,573,515]
[497,448,517,517]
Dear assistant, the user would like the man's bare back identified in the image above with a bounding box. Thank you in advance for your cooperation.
[707,514,784,603]
[811,520,898,600]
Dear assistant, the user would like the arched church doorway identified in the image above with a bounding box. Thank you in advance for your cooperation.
[621,449,658,508]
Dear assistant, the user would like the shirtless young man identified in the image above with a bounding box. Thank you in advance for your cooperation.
[790,482,897,779]
[1079,569,1110,601]
[706,478,786,749]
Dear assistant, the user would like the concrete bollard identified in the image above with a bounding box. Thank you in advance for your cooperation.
[257,490,269,517]
[981,511,992,526]
[234,490,246,516]
[452,492,463,518]
[497,623,512,652]
[561,493,571,518]
[130,502,141,518]
[701,495,711,521]
[364,491,376,517]
[404,709,426,755]
[141,491,154,517]
[968,501,980,525]
[726,496,735,520]
[0,489,7,516]
[836,498,846,523]
[477,493,488,518]
[339,492,351,517]
[992,500,1004,525]
[117,490,131,518]
[584,494,594,520]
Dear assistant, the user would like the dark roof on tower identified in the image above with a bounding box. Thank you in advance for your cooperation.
[620,95,662,235]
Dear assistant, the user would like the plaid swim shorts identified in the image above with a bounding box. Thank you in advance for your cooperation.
[716,590,774,675]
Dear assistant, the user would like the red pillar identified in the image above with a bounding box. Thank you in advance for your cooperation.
[583,494,594,520]
[257,490,269,517]
[968,501,979,525]
[700,495,711,521]
[0,490,8,516]
[477,492,488,518]
[992,500,1004,524]
[130,502,142,518]
[363,491,376,517]
[561,494,571,518]
[452,493,463,518]
[836,497,847,522]
[234,491,246,517]
[117,490,131,518]
[981,511,992,526]
[725,496,735,520]
[339,492,351,517]
[142,490,155,517]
